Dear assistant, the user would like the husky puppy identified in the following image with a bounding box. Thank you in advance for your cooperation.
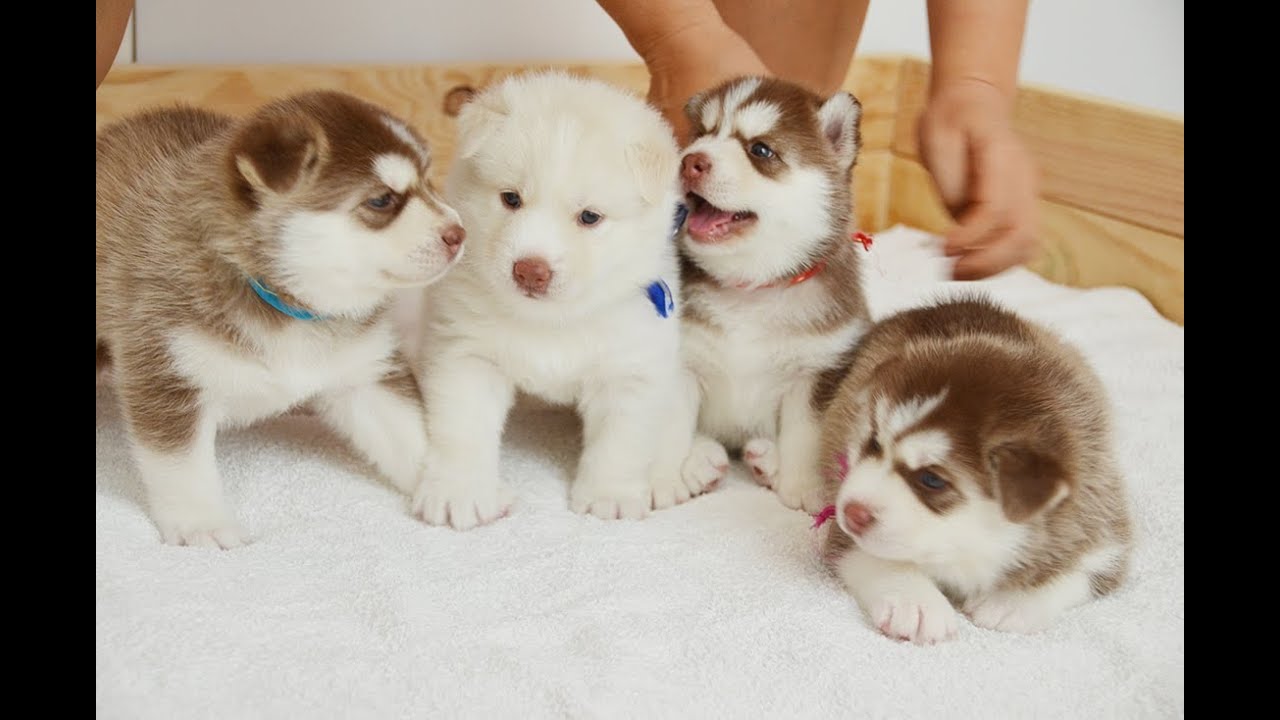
[673,76,871,512]
[97,91,464,547]
[820,296,1133,643]
[408,72,690,529]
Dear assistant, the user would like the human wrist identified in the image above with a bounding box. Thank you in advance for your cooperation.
[927,74,1017,120]
[599,0,729,69]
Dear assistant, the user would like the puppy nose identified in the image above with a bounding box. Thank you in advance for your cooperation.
[841,502,876,534]
[440,224,465,256]
[512,257,553,296]
[681,152,711,182]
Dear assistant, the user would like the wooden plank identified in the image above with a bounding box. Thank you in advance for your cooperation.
[836,55,903,153]
[887,156,1183,324]
[852,150,892,233]
[892,58,1184,237]
[97,62,654,182]
[97,57,903,137]
[1031,201,1184,324]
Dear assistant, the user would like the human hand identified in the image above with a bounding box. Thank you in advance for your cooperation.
[918,78,1039,280]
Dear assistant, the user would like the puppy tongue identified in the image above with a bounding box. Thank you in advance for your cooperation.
[686,202,736,237]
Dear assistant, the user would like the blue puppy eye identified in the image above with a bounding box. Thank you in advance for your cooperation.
[365,192,394,209]
[750,142,775,159]
[578,210,602,226]
[501,191,522,209]
[918,471,948,490]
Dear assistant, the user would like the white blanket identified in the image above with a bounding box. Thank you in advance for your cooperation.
[96,226,1185,719]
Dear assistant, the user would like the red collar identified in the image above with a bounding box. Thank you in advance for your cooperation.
[733,231,873,290]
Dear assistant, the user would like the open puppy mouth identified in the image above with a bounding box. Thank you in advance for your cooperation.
[684,193,757,243]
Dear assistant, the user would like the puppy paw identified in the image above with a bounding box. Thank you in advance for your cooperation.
[571,481,650,520]
[153,505,246,550]
[649,472,696,511]
[412,476,513,531]
[671,436,728,501]
[865,583,959,645]
[743,438,779,487]
[772,470,827,513]
[965,590,1058,634]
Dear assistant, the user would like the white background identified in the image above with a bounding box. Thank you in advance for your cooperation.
[123,0,1183,115]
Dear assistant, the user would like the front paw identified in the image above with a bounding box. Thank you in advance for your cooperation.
[772,469,827,513]
[651,463,719,510]
[412,474,513,531]
[655,436,728,510]
[863,582,959,645]
[965,590,1058,634]
[743,438,778,487]
[151,502,246,549]
[571,479,650,520]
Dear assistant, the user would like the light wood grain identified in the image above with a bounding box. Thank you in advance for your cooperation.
[893,58,1184,237]
[98,59,902,183]
[97,62,654,183]
[853,150,891,233]
[886,155,1183,323]
[836,56,901,152]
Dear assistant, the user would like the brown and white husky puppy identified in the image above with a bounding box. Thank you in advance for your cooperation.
[664,76,871,512]
[97,91,464,547]
[819,296,1133,643]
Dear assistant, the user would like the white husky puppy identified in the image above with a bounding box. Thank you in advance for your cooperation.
[406,71,695,529]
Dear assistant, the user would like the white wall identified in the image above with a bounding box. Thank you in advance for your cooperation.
[114,12,134,66]
[133,0,1183,115]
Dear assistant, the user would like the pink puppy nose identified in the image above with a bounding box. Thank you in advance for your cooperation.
[680,152,712,183]
[842,502,876,534]
[440,224,465,257]
[512,257,553,296]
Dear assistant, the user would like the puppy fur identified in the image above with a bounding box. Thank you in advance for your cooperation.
[819,296,1133,643]
[97,91,464,547]
[673,76,871,511]
[408,71,692,530]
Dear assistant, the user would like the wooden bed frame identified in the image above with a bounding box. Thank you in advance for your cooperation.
[97,56,1184,324]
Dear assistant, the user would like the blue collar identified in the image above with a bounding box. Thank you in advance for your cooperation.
[642,203,687,319]
[247,277,328,321]
[646,279,675,318]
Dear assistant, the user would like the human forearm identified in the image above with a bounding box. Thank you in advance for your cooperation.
[596,0,767,144]
[595,0,729,65]
[97,0,134,88]
[925,0,1028,105]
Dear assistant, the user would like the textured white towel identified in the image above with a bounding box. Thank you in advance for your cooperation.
[96,226,1184,719]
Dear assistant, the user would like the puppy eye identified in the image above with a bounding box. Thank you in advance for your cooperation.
[916,470,949,491]
[500,191,522,209]
[577,210,603,227]
[365,192,395,210]
[749,141,775,159]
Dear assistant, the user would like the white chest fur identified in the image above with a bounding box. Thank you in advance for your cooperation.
[683,284,863,447]
[167,320,398,426]
[424,282,680,407]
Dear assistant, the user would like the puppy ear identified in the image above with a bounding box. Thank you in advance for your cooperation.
[230,113,325,203]
[443,85,478,118]
[626,140,679,206]
[816,91,862,172]
[455,90,508,160]
[988,442,1073,523]
[683,90,709,130]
